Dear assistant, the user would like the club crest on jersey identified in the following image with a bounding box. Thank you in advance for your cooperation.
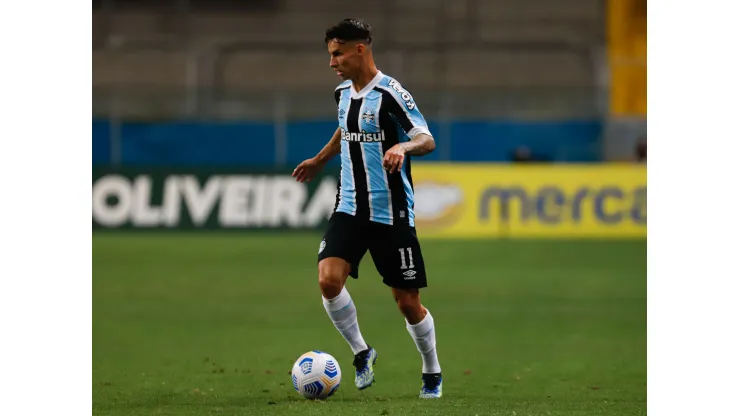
[362,109,375,124]
[341,128,386,142]
[388,79,416,111]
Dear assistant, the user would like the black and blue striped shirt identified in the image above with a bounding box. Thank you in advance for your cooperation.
[334,71,432,226]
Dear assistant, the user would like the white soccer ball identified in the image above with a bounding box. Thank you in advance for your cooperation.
[290,350,342,400]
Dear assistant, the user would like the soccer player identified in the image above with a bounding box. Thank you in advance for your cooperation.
[292,18,442,399]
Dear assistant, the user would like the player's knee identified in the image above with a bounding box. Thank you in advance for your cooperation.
[318,259,349,299]
[318,274,343,298]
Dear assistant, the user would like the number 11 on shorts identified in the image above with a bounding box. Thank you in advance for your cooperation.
[399,247,415,269]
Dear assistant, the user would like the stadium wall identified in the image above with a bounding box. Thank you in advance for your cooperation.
[92,119,603,165]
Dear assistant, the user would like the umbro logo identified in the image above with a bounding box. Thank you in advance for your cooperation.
[338,109,346,118]
[402,270,417,280]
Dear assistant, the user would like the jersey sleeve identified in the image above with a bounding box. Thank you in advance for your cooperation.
[379,81,432,138]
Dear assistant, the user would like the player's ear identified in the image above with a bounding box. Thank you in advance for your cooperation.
[356,43,366,55]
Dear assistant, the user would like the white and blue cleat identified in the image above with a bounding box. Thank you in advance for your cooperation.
[419,373,443,398]
[353,347,378,390]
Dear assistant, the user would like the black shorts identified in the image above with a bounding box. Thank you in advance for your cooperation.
[317,212,428,289]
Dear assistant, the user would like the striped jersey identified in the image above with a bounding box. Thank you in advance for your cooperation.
[333,71,431,227]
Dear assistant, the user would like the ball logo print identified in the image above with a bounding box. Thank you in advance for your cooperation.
[299,357,313,375]
[291,351,342,400]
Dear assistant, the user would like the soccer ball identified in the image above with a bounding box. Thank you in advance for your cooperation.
[291,350,342,400]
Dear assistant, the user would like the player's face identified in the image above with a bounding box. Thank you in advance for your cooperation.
[328,40,363,80]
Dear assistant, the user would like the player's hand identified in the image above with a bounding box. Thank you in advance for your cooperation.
[292,157,324,183]
[383,144,406,174]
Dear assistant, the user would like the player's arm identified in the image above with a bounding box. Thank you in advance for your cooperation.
[381,86,436,172]
[293,127,341,183]
[294,87,347,182]
[383,132,435,173]
[315,127,342,165]
[316,88,347,163]
[399,132,435,156]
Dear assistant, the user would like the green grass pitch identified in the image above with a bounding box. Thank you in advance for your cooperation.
[93,233,646,416]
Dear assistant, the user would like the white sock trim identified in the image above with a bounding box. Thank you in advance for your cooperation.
[406,310,433,337]
[322,286,350,312]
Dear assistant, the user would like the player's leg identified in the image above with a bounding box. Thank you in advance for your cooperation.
[393,287,442,398]
[317,213,377,390]
[318,213,368,353]
[319,256,369,356]
[318,257,350,299]
[369,224,442,398]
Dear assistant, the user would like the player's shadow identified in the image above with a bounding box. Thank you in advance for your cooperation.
[340,390,422,402]
[220,390,419,407]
